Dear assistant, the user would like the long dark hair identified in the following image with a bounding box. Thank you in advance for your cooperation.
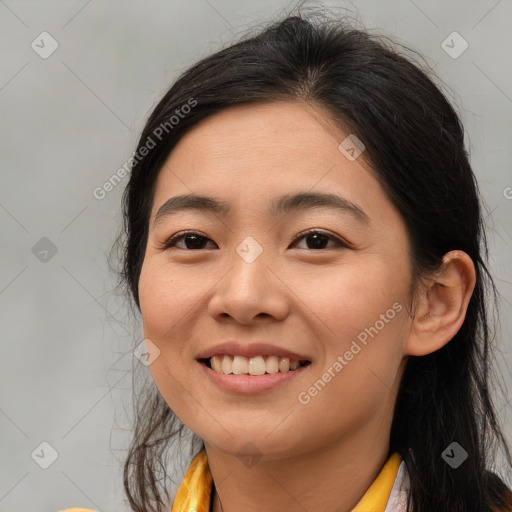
[110,6,512,512]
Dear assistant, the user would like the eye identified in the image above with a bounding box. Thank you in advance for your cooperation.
[161,231,216,250]
[289,229,347,250]
[161,229,347,251]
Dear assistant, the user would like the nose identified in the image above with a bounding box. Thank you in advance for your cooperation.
[207,239,289,325]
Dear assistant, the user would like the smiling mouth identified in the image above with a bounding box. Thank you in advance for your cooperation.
[198,355,312,375]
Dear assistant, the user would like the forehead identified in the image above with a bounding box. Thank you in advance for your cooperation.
[163,100,357,173]
[150,101,399,229]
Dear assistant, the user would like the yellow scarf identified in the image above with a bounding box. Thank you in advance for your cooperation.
[171,448,402,512]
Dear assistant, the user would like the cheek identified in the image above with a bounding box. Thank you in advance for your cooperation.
[138,260,196,335]
[146,358,204,436]
[139,262,199,425]
[138,252,233,393]
[287,256,408,340]
[290,257,409,403]
[298,310,407,445]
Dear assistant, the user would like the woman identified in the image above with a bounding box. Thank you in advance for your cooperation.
[107,8,512,512]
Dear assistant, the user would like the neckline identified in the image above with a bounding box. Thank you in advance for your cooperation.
[172,448,402,512]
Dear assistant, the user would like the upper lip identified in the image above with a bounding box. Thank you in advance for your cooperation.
[195,341,311,361]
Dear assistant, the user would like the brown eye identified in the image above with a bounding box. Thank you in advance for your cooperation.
[161,229,346,251]
[290,229,346,250]
[162,231,216,250]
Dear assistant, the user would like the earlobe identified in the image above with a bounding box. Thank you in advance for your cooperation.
[405,250,476,357]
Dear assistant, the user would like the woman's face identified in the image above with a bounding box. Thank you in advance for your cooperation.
[138,100,414,460]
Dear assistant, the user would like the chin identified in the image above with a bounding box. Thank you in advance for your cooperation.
[204,430,303,461]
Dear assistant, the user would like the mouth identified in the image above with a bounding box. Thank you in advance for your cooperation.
[198,355,312,376]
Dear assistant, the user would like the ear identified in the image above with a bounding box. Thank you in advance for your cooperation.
[405,250,476,356]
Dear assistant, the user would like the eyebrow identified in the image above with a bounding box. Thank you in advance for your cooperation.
[153,192,371,227]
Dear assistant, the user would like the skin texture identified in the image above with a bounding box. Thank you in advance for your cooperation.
[138,101,476,512]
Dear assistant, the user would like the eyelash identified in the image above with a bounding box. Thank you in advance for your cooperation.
[160,228,348,251]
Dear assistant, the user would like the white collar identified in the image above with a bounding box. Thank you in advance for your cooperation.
[383,460,410,512]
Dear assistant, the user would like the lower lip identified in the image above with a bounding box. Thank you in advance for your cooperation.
[198,360,311,394]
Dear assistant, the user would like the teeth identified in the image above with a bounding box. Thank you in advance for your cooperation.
[211,355,223,373]
[248,355,266,376]
[266,355,279,373]
[289,360,300,370]
[278,357,290,372]
[221,355,232,375]
[232,355,249,374]
[207,355,307,375]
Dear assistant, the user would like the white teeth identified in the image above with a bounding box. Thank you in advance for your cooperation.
[278,357,290,372]
[265,355,279,374]
[221,355,233,374]
[211,355,223,373]
[232,355,249,374]
[207,355,307,375]
[248,356,266,375]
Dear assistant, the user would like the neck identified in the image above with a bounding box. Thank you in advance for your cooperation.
[206,415,392,512]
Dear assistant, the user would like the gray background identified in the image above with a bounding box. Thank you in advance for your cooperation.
[1,1,511,511]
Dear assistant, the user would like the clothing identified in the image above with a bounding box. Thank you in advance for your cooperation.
[171,448,408,512]
[56,450,512,512]
[58,509,98,512]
